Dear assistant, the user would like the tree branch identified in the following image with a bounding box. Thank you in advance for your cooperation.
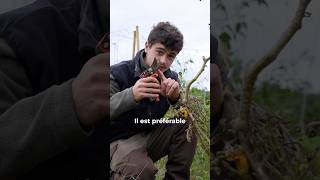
[238,0,312,133]
[184,56,210,103]
[234,1,312,179]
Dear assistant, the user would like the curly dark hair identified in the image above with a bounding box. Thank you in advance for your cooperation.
[147,22,184,52]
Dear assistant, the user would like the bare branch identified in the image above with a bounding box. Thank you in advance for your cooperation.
[230,1,313,179]
[238,0,312,132]
[184,56,210,103]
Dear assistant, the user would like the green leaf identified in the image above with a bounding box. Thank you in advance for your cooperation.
[219,32,231,49]
[300,136,320,154]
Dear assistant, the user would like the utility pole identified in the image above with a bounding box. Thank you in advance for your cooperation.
[132,25,140,58]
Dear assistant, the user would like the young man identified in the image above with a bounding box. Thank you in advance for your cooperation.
[110,22,197,179]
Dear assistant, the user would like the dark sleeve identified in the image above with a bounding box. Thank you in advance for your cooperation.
[211,35,218,63]
[0,38,89,179]
[211,63,223,114]
[110,74,138,121]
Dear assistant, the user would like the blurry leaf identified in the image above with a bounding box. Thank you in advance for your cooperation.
[300,136,320,176]
[257,0,269,7]
[225,25,233,33]
[236,23,242,33]
[242,22,248,30]
[216,2,227,14]
[177,60,181,66]
[304,12,312,17]
[219,32,231,49]
[300,136,320,153]
[242,1,249,8]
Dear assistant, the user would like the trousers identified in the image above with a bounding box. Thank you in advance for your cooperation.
[110,122,197,180]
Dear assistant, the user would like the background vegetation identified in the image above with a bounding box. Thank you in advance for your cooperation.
[154,55,211,179]
[155,87,210,180]
[212,0,320,179]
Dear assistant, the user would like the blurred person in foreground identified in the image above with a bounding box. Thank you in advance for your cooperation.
[0,0,108,179]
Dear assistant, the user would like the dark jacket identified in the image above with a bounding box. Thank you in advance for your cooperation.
[0,0,107,179]
[211,34,218,63]
[110,50,179,142]
[0,0,104,93]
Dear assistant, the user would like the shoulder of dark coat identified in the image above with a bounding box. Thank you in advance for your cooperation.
[0,0,79,31]
[165,69,179,81]
[110,60,134,74]
[211,35,218,64]
[110,60,135,85]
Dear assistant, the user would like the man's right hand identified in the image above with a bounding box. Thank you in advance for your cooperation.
[132,77,161,102]
[72,53,108,128]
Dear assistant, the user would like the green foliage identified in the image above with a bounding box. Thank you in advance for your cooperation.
[253,82,320,132]
[213,0,269,48]
[166,48,210,179]
[190,87,210,105]
[155,88,210,179]
[212,0,320,178]
[212,78,320,179]
[251,81,320,178]
[190,146,210,179]
[172,58,192,89]
[155,145,210,180]
[305,95,320,122]
[253,82,302,123]
[219,32,231,49]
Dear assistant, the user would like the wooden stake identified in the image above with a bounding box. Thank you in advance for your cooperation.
[132,30,136,58]
[136,26,140,50]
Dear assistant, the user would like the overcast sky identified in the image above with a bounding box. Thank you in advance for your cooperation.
[110,0,210,90]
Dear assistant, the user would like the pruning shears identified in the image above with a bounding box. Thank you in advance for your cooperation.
[140,58,160,78]
[139,58,161,102]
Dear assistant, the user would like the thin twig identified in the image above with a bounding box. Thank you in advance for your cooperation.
[184,56,210,103]
[238,0,312,132]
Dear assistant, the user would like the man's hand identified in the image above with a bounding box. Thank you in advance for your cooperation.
[72,53,108,128]
[132,77,161,102]
[157,70,180,102]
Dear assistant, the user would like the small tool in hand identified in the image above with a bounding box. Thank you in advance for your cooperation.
[139,58,161,102]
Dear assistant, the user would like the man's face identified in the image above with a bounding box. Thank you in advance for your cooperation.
[144,42,178,72]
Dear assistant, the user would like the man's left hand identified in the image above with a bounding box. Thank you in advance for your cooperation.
[157,70,180,102]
